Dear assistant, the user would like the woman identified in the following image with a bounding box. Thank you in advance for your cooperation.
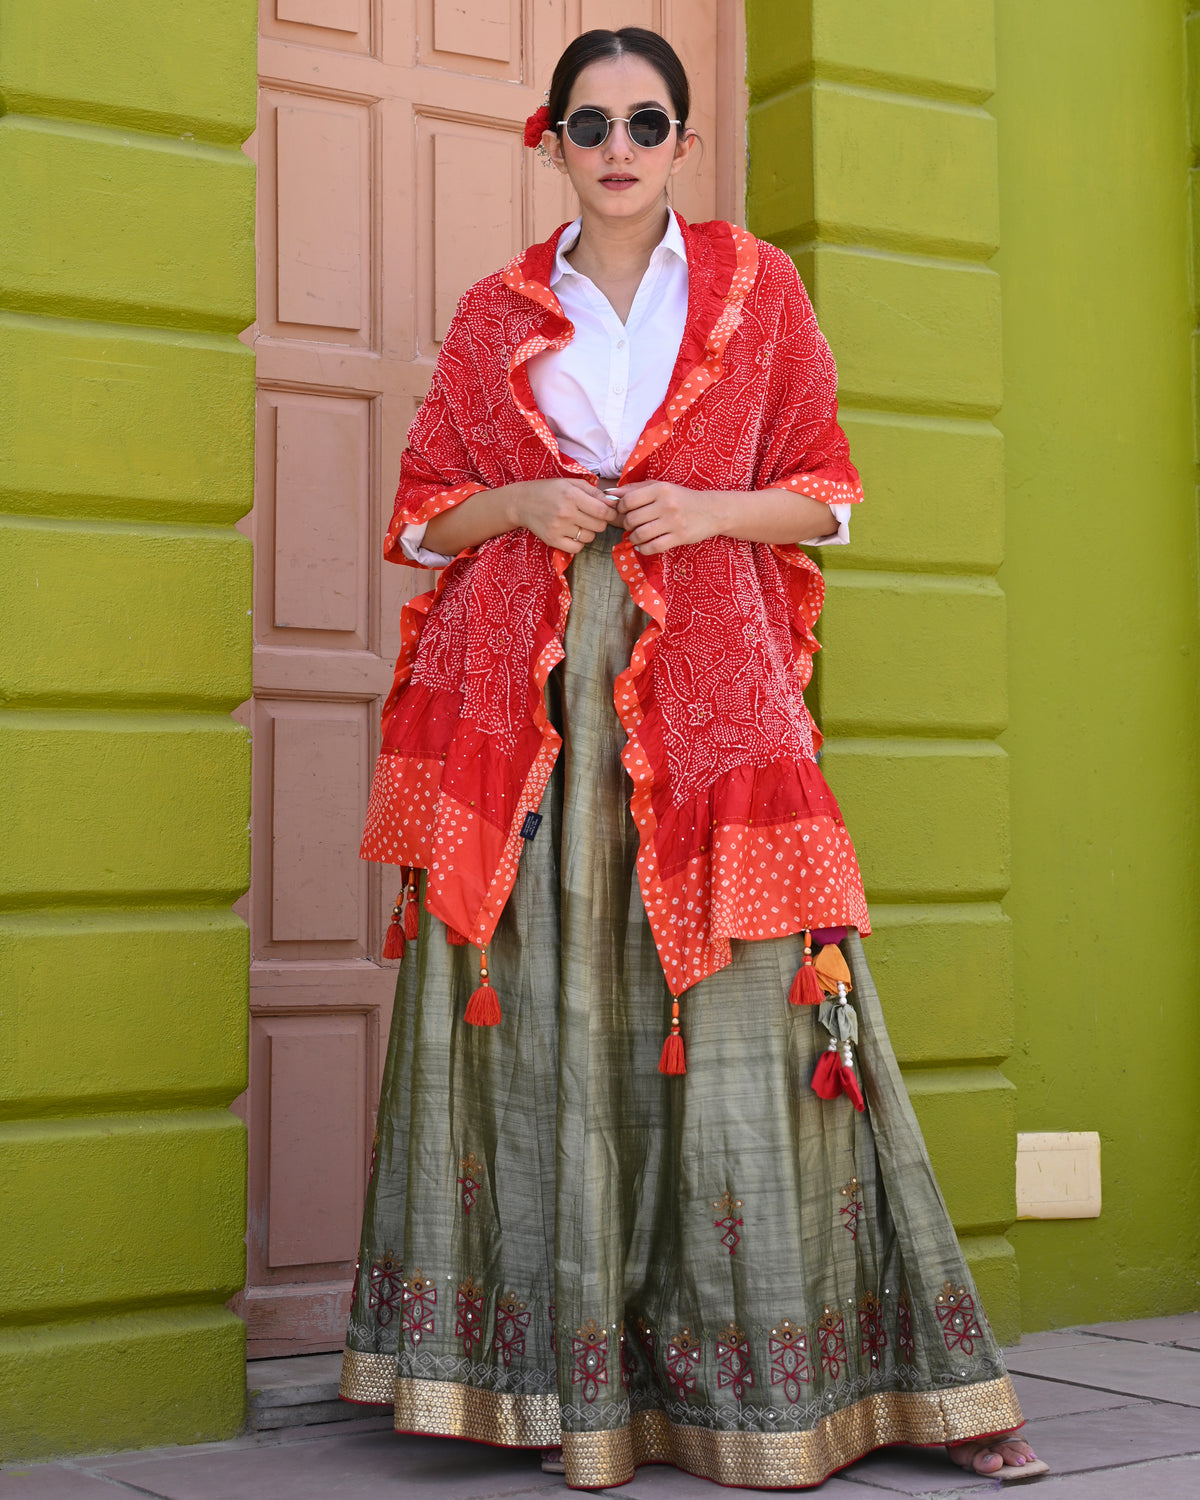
[340,27,1045,1490]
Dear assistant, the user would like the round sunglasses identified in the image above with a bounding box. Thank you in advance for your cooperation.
[558,107,680,150]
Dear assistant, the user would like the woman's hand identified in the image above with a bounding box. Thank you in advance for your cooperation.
[421,477,619,557]
[612,482,725,554]
[510,477,621,555]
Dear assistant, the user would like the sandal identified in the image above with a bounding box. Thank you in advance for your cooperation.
[540,1446,566,1474]
[949,1436,1049,1483]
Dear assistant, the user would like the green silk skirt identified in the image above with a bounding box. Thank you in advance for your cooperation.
[339,527,1022,1488]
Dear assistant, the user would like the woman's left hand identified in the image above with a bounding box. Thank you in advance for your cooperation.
[610,482,725,554]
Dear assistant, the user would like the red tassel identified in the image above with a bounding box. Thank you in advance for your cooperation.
[464,947,502,1026]
[382,893,406,961]
[812,1049,865,1111]
[658,997,687,1075]
[789,931,824,1005]
[446,927,468,946]
[403,869,420,940]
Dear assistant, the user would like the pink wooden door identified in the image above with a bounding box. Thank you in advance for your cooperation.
[238,0,745,1357]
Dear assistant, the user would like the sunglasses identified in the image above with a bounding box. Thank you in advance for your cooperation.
[558,107,680,150]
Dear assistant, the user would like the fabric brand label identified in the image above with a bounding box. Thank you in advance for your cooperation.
[520,812,543,840]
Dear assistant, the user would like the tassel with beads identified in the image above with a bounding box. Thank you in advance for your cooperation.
[811,981,865,1111]
[813,940,852,995]
[464,946,502,1026]
[788,930,824,1005]
[445,927,468,946]
[382,867,410,960]
[658,995,686,1075]
[403,867,421,940]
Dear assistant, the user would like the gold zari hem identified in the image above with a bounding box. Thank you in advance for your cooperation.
[339,1351,1023,1489]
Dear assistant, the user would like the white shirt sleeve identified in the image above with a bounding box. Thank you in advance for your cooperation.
[801,502,851,546]
[399,521,455,569]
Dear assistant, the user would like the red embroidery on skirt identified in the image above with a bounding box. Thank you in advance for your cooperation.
[858,1292,887,1368]
[817,1308,848,1379]
[367,1250,403,1328]
[898,1293,915,1364]
[839,1176,863,1241]
[936,1282,984,1356]
[664,1328,701,1400]
[715,1323,754,1399]
[571,1319,609,1401]
[457,1152,483,1215]
[493,1291,531,1368]
[368,1130,380,1185]
[712,1191,744,1255]
[768,1319,811,1401]
[401,1269,437,1347]
[455,1276,484,1357]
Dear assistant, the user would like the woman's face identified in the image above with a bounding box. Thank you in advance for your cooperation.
[543,53,694,223]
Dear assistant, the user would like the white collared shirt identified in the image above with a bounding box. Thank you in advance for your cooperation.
[401,214,849,565]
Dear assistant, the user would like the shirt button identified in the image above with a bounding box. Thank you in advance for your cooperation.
[617,339,626,349]
[613,384,624,394]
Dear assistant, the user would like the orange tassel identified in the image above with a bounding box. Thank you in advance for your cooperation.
[464,947,502,1026]
[658,996,687,1075]
[789,931,824,1005]
[403,869,420,940]
[814,941,852,995]
[446,927,468,946]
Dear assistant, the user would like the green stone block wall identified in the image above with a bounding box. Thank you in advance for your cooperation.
[0,0,255,1462]
[996,1,1200,1329]
[747,0,1018,1341]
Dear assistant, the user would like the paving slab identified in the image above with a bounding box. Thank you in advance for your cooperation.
[613,1462,862,1496]
[831,1444,1013,1493]
[1003,1337,1200,1407]
[90,1430,561,1500]
[1008,1374,1147,1423]
[1009,1451,1200,1497]
[248,1352,344,1406]
[1071,1314,1200,1352]
[1001,1331,1094,1354]
[1008,1400,1200,1477]
[0,1469,132,1498]
[251,1398,366,1431]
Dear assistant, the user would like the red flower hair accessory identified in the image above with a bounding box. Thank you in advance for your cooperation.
[524,105,552,147]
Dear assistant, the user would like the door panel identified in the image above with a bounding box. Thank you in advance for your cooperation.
[241,0,745,1356]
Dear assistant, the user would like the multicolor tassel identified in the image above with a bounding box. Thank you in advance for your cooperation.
[788,930,824,1005]
[464,946,501,1026]
[811,981,865,1111]
[659,996,686,1075]
[403,867,421,940]
[813,940,852,995]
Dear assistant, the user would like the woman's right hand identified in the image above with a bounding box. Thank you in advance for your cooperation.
[507,478,620,554]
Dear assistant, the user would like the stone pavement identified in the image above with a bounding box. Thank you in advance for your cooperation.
[3,1315,1198,1499]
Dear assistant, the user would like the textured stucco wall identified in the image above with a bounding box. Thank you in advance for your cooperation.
[746,0,1019,1343]
[0,0,255,1459]
[995,0,1200,1330]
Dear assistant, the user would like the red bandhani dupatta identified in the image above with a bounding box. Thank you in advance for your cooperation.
[361,214,870,1005]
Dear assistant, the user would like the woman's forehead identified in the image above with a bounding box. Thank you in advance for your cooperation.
[566,54,671,113]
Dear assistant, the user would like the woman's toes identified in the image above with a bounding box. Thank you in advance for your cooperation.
[974,1448,1004,1474]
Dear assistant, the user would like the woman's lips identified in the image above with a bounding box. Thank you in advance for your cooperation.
[600,176,638,191]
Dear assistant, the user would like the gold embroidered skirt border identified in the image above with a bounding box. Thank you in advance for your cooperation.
[340,1352,1023,1489]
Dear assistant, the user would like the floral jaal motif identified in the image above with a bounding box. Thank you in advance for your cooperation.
[492,1291,531,1368]
[768,1318,811,1402]
[664,1328,701,1400]
[715,1323,754,1400]
[571,1319,609,1402]
[936,1282,984,1356]
[401,1269,437,1347]
[839,1176,863,1241]
[817,1307,848,1379]
[712,1191,744,1255]
[858,1291,887,1369]
[455,1276,484,1357]
[457,1152,484,1216]
[897,1292,915,1364]
[367,1250,403,1327]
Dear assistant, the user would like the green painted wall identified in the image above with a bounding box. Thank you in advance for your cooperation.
[747,1,1019,1343]
[996,0,1200,1329]
[0,0,255,1462]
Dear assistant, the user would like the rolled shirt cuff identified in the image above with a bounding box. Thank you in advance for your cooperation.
[801,502,851,546]
[399,521,455,569]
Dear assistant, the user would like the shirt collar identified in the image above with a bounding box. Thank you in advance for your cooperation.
[549,211,687,287]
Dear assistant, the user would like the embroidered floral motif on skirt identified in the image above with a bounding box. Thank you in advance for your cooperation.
[340,528,1022,1488]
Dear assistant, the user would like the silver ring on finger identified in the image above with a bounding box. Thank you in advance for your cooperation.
[574,526,582,542]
